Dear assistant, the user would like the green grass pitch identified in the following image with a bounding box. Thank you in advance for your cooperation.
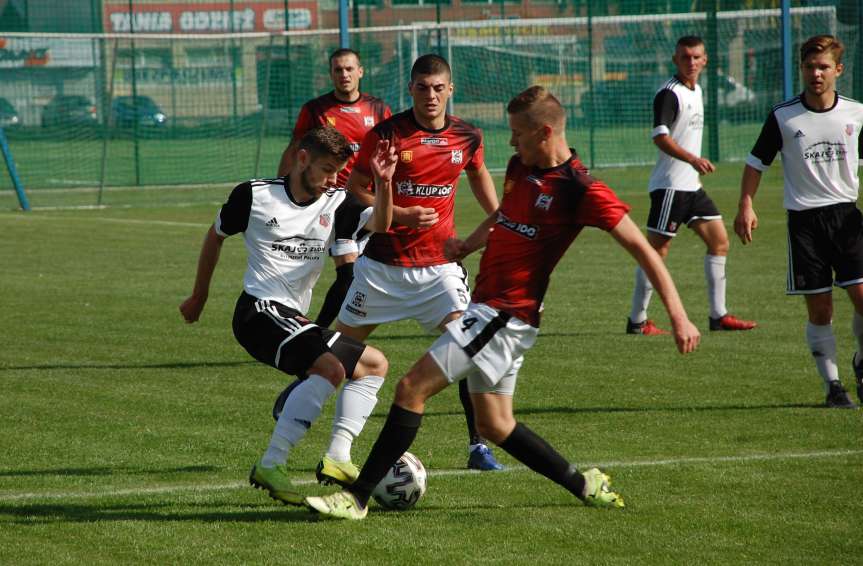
[0,162,860,564]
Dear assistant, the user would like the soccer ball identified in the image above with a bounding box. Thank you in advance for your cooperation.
[371,451,427,510]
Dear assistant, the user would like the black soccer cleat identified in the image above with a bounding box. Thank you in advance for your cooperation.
[272,378,303,421]
[825,381,857,409]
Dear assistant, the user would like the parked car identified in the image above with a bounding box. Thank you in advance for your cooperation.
[111,95,167,128]
[0,97,20,128]
[42,95,98,128]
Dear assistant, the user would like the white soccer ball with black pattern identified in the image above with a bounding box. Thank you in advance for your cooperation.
[371,451,427,510]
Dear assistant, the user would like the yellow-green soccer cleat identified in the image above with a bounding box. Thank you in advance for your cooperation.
[249,458,304,506]
[582,468,625,509]
[315,456,360,487]
[305,491,368,520]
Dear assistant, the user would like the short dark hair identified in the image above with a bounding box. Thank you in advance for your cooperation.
[329,48,361,67]
[800,35,844,64]
[410,54,451,82]
[298,125,353,162]
[676,35,704,49]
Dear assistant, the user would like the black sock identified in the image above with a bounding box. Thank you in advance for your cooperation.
[498,422,585,499]
[314,262,354,328]
[350,404,423,507]
[458,379,483,446]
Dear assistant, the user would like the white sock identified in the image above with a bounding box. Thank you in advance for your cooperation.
[629,266,653,324]
[852,312,863,365]
[805,322,839,391]
[326,375,384,463]
[705,255,727,320]
[262,374,335,468]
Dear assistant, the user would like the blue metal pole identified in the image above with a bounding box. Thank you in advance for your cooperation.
[781,0,793,100]
[339,0,349,48]
[0,127,30,211]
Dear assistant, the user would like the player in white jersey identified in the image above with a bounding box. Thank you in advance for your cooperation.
[735,35,863,409]
[627,35,756,336]
[179,125,397,504]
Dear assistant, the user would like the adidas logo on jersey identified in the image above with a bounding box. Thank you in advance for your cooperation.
[265,217,280,228]
[794,130,805,138]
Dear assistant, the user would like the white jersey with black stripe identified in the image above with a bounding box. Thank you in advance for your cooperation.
[648,77,704,192]
[214,178,371,314]
[746,93,863,211]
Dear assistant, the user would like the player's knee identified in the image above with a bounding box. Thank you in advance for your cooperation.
[357,346,388,379]
[708,236,729,256]
[393,372,432,407]
[475,416,515,445]
[308,352,346,387]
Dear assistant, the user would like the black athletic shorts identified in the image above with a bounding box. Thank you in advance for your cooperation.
[231,291,365,377]
[786,203,863,294]
[646,188,722,236]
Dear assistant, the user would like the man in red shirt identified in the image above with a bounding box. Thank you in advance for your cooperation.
[278,48,391,328]
[336,54,504,471]
[306,86,701,520]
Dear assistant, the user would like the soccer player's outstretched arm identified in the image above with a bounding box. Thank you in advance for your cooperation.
[364,139,397,234]
[444,209,498,262]
[465,164,500,215]
[610,214,701,354]
[734,165,762,245]
[179,225,226,323]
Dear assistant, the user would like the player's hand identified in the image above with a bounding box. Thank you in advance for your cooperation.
[398,205,439,229]
[733,207,758,245]
[179,295,206,323]
[689,156,715,175]
[370,139,398,184]
[444,238,469,261]
[671,318,700,354]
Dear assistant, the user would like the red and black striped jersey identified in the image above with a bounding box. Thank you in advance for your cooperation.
[292,92,391,187]
[353,109,485,267]
[472,153,630,326]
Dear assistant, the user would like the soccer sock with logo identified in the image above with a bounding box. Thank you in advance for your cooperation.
[705,254,728,319]
[262,374,335,467]
[629,266,653,324]
[326,375,385,463]
[852,312,863,365]
[315,262,355,328]
[498,422,586,499]
[805,322,840,390]
[349,404,423,507]
[459,379,483,446]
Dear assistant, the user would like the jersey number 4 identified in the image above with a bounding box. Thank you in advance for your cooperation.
[461,317,478,332]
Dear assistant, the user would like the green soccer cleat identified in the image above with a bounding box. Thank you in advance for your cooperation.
[582,468,625,509]
[305,490,368,520]
[315,456,360,487]
[249,458,304,506]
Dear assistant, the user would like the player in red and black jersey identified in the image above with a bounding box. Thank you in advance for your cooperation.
[306,86,700,520]
[277,49,391,330]
[337,54,503,471]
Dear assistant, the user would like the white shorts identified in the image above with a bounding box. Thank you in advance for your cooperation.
[338,256,470,333]
[331,232,370,257]
[427,302,538,395]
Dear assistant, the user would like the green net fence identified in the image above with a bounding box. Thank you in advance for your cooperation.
[0,1,860,208]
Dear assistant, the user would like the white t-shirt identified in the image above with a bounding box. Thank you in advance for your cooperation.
[746,93,863,211]
[214,178,371,313]
[648,77,704,192]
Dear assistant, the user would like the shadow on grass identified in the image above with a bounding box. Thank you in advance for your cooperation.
[0,501,317,524]
[422,402,818,419]
[0,361,256,372]
[0,465,220,478]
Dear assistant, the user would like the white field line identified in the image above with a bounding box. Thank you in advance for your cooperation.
[4,214,210,229]
[1,448,860,503]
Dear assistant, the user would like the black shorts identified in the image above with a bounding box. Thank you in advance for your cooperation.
[646,188,722,236]
[231,292,365,377]
[786,203,863,294]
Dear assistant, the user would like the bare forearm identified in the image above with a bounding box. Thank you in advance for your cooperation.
[368,178,393,233]
[191,227,224,298]
[462,210,499,255]
[739,165,762,209]
[654,135,696,164]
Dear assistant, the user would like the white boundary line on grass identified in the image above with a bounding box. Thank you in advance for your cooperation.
[1,448,860,503]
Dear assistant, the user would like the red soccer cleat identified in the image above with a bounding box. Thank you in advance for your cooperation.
[626,318,669,336]
[709,314,757,331]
